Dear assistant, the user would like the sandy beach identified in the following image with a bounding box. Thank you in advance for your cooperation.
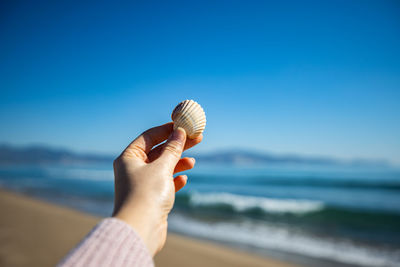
[0,190,297,267]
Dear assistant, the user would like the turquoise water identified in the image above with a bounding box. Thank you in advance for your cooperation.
[0,163,399,266]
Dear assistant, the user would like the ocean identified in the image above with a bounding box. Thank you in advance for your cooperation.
[0,162,399,267]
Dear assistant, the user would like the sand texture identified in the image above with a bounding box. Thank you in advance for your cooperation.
[0,190,297,267]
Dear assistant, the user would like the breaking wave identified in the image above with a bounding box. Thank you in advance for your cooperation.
[186,192,324,214]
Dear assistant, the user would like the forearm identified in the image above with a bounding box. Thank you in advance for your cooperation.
[58,218,154,267]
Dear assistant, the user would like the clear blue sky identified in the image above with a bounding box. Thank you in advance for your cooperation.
[1,0,399,163]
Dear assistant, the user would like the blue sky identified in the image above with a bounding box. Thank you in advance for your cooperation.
[1,0,400,163]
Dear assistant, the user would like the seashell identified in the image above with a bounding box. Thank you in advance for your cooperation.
[171,100,206,139]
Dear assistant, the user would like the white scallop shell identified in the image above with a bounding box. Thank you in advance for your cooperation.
[171,100,206,139]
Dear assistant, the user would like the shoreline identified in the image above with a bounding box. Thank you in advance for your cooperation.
[0,189,298,267]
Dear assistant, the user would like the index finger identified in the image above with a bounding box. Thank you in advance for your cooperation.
[122,122,173,161]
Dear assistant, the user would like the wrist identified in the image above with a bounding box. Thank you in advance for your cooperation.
[113,199,163,256]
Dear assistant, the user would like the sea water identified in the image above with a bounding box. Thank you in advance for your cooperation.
[0,162,399,266]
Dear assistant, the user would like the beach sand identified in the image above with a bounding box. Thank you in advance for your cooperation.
[0,190,298,267]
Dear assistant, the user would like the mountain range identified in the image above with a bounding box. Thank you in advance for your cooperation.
[0,144,113,164]
[0,144,390,167]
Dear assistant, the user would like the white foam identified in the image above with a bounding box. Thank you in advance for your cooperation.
[169,214,400,267]
[189,192,324,214]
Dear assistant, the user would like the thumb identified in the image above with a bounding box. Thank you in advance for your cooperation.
[158,127,187,172]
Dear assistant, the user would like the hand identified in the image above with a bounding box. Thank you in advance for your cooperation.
[112,122,202,256]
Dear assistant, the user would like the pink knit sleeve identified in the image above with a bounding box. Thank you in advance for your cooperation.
[58,218,154,267]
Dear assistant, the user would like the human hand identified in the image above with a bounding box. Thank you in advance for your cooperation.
[112,122,202,256]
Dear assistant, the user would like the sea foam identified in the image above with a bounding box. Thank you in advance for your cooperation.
[169,214,400,267]
[188,192,324,214]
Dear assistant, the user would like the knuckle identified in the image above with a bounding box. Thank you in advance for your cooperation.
[124,145,147,160]
[164,141,182,158]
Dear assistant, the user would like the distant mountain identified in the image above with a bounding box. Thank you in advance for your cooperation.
[188,149,390,167]
[188,149,335,165]
[0,144,390,167]
[0,144,113,164]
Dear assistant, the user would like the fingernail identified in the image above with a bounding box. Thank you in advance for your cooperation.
[171,127,186,143]
[190,157,196,164]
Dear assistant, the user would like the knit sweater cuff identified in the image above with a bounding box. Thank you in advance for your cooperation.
[58,218,154,267]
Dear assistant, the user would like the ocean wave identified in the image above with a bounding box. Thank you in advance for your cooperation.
[187,192,324,214]
[168,214,400,267]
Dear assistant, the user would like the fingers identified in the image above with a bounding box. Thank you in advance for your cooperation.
[174,175,188,192]
[184,134,203,150]
[174,157,195,174]
[156,127,186,172]
[122,123,173,161]
[148,134,203,162]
